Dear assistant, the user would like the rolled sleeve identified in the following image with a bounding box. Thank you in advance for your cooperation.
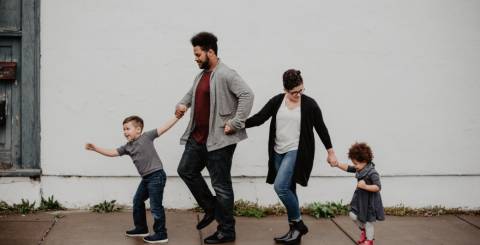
[347,165,357,173]
[116,145,127,156]
[144,129,159,141]
[370,172,382,190]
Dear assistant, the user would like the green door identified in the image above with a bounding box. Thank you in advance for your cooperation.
[0,0,40,176]
[0,38,21,169]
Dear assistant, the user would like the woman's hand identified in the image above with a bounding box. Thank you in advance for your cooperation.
[329,161,338,167]
[326,149,338,166]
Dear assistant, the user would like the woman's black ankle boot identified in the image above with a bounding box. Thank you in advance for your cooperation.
[273,222,294,243]
[282,220,308,245]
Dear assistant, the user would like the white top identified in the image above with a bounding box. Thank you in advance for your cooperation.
[274,95,301,154]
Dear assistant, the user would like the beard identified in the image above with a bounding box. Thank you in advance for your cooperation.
[199,56,210,70]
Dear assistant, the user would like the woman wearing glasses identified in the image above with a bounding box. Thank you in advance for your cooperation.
[246,69,338,244]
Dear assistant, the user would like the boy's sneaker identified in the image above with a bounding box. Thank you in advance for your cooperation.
[143,233,168,243]
[125,227,149,237]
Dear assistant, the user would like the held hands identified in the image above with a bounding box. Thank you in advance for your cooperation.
[175,103,234,134]
[329,161,339,167]
[85,143,96,151]
[224,122,235,135]
[175,104,188,119]
[326,150,338,167]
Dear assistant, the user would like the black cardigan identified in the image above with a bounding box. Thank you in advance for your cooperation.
[245,93,333,186]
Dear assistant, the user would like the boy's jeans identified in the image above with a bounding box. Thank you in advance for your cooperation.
[177,137,237,237]
[273,150,301,221]
[133,169,167,236]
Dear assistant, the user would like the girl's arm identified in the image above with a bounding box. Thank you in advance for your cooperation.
[357,180,380,192]
[85,143,119,157]
[331,161,355,172]
[358,172,382,192]
[157,116,180,136]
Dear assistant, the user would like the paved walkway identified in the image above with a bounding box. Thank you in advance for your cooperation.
[1,210,479,245]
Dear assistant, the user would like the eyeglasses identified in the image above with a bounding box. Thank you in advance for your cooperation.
[288,88,305,96]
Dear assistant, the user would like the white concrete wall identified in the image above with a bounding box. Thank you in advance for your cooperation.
[2,0,480,209]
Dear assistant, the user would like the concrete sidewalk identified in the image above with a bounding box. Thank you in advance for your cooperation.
[1,210,479,245]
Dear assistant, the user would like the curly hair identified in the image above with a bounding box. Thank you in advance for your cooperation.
[123,115,144,130]
[348,142,373,163]
[283,69,303,90]
[191,32,218,55]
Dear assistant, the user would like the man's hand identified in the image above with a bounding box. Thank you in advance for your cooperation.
[224,123,235,135]
[85,143,96,151]
[175,104,187,119]
[357,180,367,189]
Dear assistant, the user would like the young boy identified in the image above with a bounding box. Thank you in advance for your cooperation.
[85,115,179,243]
[330,142,385,245]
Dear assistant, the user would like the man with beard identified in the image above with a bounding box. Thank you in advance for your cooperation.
[175,32,254,244]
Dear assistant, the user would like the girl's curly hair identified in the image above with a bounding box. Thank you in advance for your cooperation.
[348,142,373,163]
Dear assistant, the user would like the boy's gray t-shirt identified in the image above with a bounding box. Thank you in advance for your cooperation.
[117,129,163,177]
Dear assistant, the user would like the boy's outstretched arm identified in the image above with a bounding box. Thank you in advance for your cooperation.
[85,143,119,157]
[157,116,180,136]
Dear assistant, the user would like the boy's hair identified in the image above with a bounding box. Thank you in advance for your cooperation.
[123,115,144,130]
[191,32,218,55]
[283,69,303,90]
[348,142,373,163]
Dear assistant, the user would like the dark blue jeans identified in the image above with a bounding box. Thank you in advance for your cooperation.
[177,137,236,236]
[133,169,167,236]
[273,150,301,221]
